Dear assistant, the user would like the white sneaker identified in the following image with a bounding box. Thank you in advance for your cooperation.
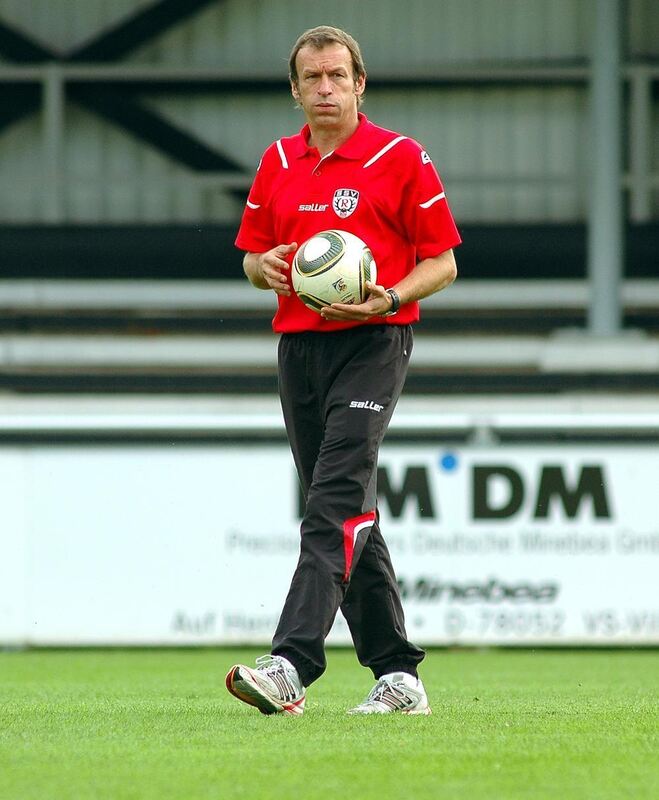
[225,655,306,716]
[347,672,431,715]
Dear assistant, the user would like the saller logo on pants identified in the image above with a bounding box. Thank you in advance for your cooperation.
[350,400,384,412]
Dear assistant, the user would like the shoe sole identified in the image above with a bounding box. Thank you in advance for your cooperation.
[225,665,305,716]
[403,706,432,716]
[347,705,432,716]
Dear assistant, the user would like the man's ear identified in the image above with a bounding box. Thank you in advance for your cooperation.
[291,80,300,100]
[355,74,366,97]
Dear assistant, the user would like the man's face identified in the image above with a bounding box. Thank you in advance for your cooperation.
[292,43,365,130]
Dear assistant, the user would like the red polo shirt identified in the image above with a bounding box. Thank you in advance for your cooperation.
[235,113,461,333]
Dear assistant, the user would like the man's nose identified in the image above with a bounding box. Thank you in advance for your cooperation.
[318,73,332,94]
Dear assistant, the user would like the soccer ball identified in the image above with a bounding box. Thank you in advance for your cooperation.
[292,229,377,313]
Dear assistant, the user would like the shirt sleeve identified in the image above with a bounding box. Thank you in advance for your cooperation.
[400,142,461,260]
[234,148,277,254]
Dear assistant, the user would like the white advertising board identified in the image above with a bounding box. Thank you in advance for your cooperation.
[0,442,657,646]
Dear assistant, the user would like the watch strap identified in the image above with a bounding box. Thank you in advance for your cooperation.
[385,288,401,316]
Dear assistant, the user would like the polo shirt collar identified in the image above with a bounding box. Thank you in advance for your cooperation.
[292,112,373,161]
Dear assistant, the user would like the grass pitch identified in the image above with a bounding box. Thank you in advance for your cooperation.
[0,648,657,800]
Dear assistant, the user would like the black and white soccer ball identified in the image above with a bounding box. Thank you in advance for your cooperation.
[292,229,377,313]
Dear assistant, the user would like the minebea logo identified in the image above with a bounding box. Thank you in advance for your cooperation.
[333,188,359,219]
[397,576,560,604]
[298,203,328,212]
[350,400,384,412]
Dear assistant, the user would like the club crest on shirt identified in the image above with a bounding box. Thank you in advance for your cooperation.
[332,188,359,219]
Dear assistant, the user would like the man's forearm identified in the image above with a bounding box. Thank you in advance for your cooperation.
[242,243,297,296]
[392,249,457,306]
[243,252,270,289]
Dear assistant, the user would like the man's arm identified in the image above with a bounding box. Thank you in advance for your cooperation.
[243,243,298,296]
[320,248,457,321]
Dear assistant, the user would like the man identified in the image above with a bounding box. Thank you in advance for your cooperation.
[226,26,460,716]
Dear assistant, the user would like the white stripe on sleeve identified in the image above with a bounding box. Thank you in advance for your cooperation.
[363,136,407,168]
[419,191,446,209]
[246,200,260,210]
[276,139,289,169]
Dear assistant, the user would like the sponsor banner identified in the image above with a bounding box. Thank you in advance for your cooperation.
[375,446,659,645]
[0,450,28,644]
[0,443,657,645]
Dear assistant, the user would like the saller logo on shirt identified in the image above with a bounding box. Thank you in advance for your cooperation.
[298,203,328,212]
[333,188,359,219]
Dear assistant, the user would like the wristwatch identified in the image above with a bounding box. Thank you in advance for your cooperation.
[384,288,401,316]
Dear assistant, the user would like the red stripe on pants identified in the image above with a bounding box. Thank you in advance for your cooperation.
[343,510,376,582]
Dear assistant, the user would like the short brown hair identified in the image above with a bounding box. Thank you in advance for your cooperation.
[289,26,367,104]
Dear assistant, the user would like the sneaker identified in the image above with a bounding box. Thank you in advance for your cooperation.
[347,672,431,715]
[225,655,306,716]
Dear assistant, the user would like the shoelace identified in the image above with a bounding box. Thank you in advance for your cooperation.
[255,655,287,674]
[366,678,411,706]
[255,655,299,700]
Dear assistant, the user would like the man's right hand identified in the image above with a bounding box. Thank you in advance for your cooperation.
[244,243,298,296]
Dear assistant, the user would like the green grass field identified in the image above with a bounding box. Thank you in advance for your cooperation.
[0,648,657,800]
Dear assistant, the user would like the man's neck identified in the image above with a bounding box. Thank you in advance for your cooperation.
[308,116,360,157]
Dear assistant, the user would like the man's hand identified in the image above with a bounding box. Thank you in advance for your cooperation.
[320,281,392,321]
[320,249,457,321]
[244,243,298,295]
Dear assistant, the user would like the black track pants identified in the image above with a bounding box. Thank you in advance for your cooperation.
[272,324,425,687]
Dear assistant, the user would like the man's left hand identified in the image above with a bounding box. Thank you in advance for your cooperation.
[320,281,393,321]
